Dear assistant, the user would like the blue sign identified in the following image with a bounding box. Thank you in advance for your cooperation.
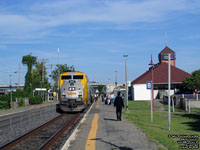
[161,54,175,60]
[146,81,152,90]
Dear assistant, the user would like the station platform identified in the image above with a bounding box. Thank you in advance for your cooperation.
[67,98,158,150]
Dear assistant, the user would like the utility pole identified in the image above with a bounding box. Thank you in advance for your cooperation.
[50,64,53,90]
[57,48,60,101]
[18,63,20,89]
[149,54,154,122]
[42,61,45,86]
[9,75,12,109]
[38,59,48,100]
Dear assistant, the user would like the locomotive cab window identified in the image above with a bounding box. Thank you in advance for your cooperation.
[61,75,72,80]
[73,75,84,79]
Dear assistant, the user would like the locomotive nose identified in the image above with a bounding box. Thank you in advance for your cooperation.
[69,80,76,86]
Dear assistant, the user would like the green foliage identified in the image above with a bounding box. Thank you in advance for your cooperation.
[0,90,26,109]
[97,85,106,94]
[52,64,75,90]
[0,94,10,102]
[182,69,200,92]
[32,62,50,90]
[29,96,43,105]
[22,54,37,97]
[13,89,25,98]
[0,100,9,109]
[0,94,10,109]
[18,97,25,107]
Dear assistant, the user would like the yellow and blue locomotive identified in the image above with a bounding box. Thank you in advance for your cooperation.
[59,71,92,112]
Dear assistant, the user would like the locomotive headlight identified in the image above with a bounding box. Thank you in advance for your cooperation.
[68,87,76,91]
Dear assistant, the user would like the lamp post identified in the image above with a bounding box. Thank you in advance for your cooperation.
[115,71,118,88]
[108,78,111,94]
[8,71,18,109]
[14,71,19,89]
[123,54,128,111]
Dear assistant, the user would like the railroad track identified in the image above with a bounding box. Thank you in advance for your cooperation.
[0,113,81,150]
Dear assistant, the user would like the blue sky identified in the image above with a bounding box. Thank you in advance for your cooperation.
[0,0,200,85]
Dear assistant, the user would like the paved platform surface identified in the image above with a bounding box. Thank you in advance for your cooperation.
[68,98,158,150]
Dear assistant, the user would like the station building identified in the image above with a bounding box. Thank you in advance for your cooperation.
[131,46,191,101]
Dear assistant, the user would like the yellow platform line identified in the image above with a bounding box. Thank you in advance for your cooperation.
[85,99,100,150]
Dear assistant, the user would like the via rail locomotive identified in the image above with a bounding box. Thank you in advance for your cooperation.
[59,71,93,112]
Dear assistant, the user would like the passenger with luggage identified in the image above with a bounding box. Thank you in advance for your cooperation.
[114,91,124,121]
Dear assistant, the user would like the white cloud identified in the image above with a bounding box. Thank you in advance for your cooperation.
[0,0,200,42]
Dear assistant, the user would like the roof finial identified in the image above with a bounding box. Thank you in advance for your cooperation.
[165,32,168,47]
[149,54,154,66]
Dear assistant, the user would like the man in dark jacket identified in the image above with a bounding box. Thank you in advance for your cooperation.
[114,91,124,121]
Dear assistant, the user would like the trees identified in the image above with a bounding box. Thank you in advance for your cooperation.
[181,69,200,92]
[51,64,75,90]
[22,54,37,97]
[97,85,106,94]
[32,62,50,90]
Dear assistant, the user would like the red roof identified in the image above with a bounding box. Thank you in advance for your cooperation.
[159,46,175,54]
[131,63,191,85]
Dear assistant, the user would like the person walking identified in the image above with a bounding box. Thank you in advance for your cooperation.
[114,91,124,121]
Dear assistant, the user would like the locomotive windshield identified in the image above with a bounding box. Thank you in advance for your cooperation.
[61,75,72,80]
[73,75,84,79]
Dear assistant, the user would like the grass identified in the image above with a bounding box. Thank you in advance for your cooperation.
[128,100,161,111]
[123,101,200,150]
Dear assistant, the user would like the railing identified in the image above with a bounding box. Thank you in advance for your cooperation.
[163,94,200,114]
[0,105,59,145]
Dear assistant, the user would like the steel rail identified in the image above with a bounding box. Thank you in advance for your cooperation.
[39,113,80,150]
[0,114,65,150]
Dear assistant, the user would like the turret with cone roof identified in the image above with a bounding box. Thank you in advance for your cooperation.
[158,46,176,67]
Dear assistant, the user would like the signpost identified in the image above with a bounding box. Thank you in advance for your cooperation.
[168,53,171,131]
[146,81,153,122]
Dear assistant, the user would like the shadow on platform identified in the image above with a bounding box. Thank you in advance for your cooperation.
[104,118,118,121]
[91,138,133,150]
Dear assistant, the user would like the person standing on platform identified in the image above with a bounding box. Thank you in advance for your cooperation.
[110,93,114,105]
[114,91,124,121]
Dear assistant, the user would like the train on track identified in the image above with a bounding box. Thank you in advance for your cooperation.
[59,71,94,112]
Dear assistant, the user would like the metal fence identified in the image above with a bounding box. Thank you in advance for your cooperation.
[163,94,200,113]
[174,94,200,100]
[0,105,59,145]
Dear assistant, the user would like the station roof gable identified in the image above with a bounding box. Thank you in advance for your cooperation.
[159,46,175,54]
[131,63,191,85]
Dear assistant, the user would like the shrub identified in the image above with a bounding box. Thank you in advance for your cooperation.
[0,100,10,109]
[29,96,43,105]
[18,97,25,107]
[0,94,10,102]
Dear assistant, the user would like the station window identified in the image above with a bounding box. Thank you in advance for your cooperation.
[73,75,84,79]
[61,75,72,80]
